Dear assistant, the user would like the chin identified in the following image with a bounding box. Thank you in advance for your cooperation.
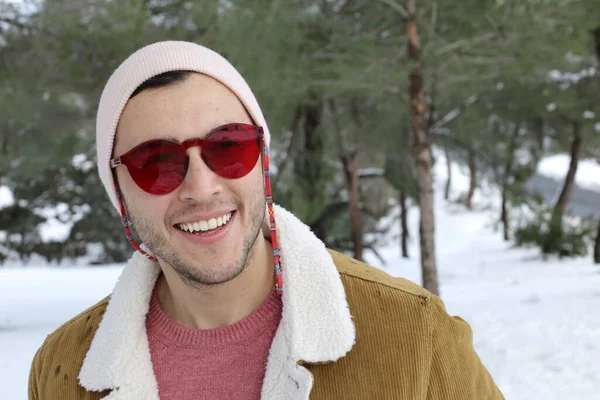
[179,260,246,286]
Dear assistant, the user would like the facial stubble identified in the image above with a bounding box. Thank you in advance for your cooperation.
[124,190,266,290]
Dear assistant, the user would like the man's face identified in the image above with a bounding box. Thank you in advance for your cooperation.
[113,73,265,288]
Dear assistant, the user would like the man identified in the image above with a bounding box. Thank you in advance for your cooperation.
[28,41,504,399]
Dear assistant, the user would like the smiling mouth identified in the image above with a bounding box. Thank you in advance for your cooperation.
[175,211,235,235]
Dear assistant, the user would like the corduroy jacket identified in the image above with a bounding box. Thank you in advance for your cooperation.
[28,205,504,399]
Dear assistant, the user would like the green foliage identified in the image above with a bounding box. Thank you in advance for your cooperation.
[0,204,44,262]
[0,0,599,265]
[514,203,596,259]
[384,152,418,201]
[0,151,129,264]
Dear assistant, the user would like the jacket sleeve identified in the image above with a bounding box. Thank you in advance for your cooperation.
[425,295,505,400]
[28,344,42,400]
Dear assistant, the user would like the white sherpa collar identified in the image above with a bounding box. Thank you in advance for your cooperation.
[78,205,355,400]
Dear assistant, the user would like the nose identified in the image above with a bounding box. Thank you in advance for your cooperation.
[177,147,224,202]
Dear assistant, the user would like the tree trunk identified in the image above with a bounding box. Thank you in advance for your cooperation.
[466,148,476,209]
[592,30,600,262]
[444,145,452,200]
[298,95,326,241]
[594,219,600,264]
[500,188,509,241]
[427,75,437,162]
[500,123,521,241]
[341,151,363,261]
[0,131,7,155]
[274,106,302,185]
[400,191,409,258]
[552,121,582,221]
[406,0,439,295]
[302,99,323,206]
[593,27,600,64]
[0,131,7,184]
[544,121,582,255]
[531,117,545,165]
[594,27,600,178]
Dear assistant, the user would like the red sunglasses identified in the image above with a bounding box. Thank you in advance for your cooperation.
[110,123,264,195]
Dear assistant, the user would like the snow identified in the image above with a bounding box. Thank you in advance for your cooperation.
[365,197,600,399]
[0,185,15,209]
[0,266,124,398]
[358,167,384,177]
[547,67,597,83]
[72,153,94,173]
[2,153,600,399]
[537,154,600,192]
[35,203,73,243]
[37,218,72,243]
[0,191,91,244]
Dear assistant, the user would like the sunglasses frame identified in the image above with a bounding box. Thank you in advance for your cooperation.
[110,123,264,194]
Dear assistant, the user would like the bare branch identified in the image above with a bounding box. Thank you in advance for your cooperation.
[358,168,385,178]
[378,0,409,19]
[273,106,302,182]
[310,79,401,93]
[364,244,387,267]
[435,32,498,56]
[328,98,348,157]
[431,94,480,132]
[338,0,353,13]
[437,72,502,89]
[0,16,58,38]
[429,0,438,39]
[308,52,396,63]
[485,14,505,39]
[433,109,462,131]
[0,16,30,32]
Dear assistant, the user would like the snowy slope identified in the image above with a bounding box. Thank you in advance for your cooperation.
[0,266,124,399]
[1,155,600,399]
[364,157,600,399]
[538,155,600,192]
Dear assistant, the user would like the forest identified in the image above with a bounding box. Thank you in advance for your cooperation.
[1,0,599,296]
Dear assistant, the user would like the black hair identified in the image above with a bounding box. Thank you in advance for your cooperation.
[129,70,192,99]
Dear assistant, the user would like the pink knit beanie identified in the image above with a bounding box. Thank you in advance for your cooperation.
[96,40,272,214]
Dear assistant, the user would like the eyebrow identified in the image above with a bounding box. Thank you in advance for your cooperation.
[145,122,242,144]
[162,135,181,143]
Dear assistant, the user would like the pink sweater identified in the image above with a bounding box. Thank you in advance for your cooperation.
[146,286,283,399]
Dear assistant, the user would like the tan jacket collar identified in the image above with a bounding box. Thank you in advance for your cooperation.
[78,205,355,399]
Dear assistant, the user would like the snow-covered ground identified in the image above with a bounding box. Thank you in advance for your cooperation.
[538,154,600,192]
[2,155,600,399]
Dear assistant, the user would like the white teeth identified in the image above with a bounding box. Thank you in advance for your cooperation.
[177,212,233,233]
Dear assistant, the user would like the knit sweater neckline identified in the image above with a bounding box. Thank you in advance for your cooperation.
[146,284,282,347]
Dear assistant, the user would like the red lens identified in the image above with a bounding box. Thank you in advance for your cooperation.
[125,140,187,195]
[201,125,260,179]
[118,124,261,195]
